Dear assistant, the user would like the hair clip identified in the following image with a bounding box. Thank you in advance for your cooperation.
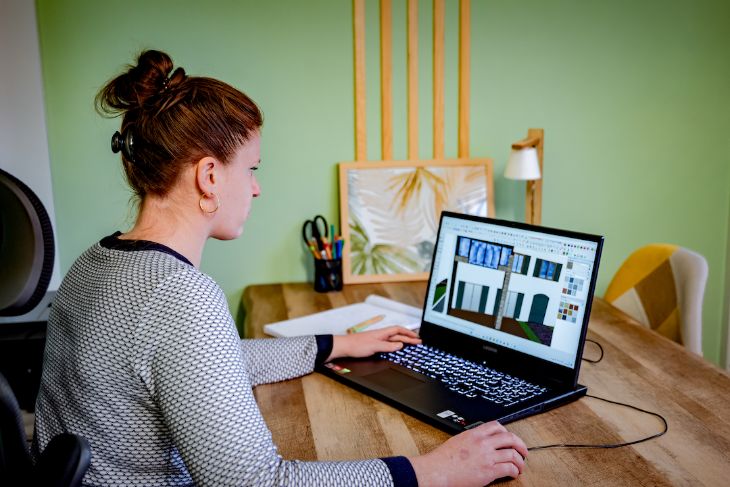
[111,130,135,163]
[160,77,170,93]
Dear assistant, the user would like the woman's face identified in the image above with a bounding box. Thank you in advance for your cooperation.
[212,132,261,240]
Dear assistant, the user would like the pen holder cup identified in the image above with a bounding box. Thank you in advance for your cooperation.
[313,258,343,293]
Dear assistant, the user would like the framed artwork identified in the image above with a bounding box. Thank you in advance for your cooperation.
[339,159,494,284]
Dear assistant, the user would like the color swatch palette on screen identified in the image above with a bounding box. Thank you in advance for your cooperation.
[557,300,580,323]
[563,276,584,296]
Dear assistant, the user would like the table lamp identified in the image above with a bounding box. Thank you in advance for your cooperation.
[504,128,544,225]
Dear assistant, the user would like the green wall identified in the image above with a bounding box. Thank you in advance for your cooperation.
[725,193,730,367]
[36,0,730,364]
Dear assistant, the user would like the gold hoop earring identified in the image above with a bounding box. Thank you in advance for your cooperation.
[199,193,220,214]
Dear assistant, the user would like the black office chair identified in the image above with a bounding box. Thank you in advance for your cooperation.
[0,372,91,486]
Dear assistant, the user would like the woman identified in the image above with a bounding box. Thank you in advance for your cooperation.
[32,50,527,486]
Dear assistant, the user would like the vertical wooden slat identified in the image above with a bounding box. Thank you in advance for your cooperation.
[519,128,544,225]
[380,0,393,160]
[432,0,445,159]
[353,0,367,161]
[457,0,470,158]
[525,180,535,225]
[531,128,544,225]
[407,0,419,160]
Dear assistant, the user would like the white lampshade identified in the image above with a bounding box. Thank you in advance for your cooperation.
[504,147,541,180]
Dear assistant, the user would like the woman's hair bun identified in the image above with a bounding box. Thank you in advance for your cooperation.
[95,50,186,117]
[97,48,262,199]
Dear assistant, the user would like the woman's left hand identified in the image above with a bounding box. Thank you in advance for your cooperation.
[327,326,422,361]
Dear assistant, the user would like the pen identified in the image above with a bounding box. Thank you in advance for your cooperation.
[347,314,385,334]
[337,239,344,259]
[321,236,333,259]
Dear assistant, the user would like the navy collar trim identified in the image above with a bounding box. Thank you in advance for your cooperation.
[99,232,193,267]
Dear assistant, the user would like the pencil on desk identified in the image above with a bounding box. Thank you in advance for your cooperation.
[347,314,386,334]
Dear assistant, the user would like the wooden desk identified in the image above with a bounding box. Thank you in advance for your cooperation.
[242,282,730,486]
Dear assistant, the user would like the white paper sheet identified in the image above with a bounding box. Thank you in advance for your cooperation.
[263,295,422,337]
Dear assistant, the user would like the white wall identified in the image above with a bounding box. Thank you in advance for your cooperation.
[0,0,60,290]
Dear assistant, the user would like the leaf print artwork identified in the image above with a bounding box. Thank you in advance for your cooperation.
[340,160,494,283]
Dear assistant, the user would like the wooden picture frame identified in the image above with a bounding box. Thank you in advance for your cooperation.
[339,158,494,284]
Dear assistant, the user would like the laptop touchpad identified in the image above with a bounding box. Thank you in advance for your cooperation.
[363,367,425,392]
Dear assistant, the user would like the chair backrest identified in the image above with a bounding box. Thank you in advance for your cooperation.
[0,372,91,487]
[34,433,91,487]
[0,371,33,484]
[605,244,708,355]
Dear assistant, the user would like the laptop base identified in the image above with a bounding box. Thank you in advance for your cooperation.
[318,356,587,434]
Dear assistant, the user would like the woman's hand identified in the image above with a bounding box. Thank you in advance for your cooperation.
[327,326,422,361]
[409,421,528,486]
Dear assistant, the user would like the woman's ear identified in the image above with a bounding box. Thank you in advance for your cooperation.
[195,156,220,195]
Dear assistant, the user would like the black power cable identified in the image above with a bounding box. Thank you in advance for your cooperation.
[529,339,668,451]
[581,338,604,364]
[528,394,668,451]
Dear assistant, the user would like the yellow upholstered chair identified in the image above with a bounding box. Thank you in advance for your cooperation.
[604,244,708,356]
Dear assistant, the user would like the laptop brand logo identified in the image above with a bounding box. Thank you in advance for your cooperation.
[482,344,498,353]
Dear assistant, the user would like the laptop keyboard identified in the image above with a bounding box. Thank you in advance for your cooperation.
[380,344,547,407]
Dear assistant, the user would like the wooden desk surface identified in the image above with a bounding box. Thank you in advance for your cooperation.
[242,282,730,486]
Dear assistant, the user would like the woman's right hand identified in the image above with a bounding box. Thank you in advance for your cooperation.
[408,421,528,486]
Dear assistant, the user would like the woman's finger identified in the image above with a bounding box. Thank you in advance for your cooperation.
[491,461,520,480]
[485,432,529,458]
[492,449,525,474]
[377,326,419,338]
[472,420,508,437]
[387,334,421,344]
[392,326,419,337]
[384,341,404,352]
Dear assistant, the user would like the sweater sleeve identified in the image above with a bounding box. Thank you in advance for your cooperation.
[239,334,333,386]
[140,270,404,486]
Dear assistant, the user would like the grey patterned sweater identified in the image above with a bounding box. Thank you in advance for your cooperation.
[32,234,417,486]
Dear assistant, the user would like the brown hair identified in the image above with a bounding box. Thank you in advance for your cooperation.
[95,50,263,198]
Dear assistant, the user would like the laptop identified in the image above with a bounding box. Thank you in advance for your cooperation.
[317,211,604,433]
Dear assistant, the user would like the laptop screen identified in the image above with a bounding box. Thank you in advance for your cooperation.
[423,213,601,369]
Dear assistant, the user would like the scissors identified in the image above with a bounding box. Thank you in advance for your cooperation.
[302,214,329,250]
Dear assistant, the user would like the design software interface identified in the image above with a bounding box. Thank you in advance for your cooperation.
[423,216,599,368]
